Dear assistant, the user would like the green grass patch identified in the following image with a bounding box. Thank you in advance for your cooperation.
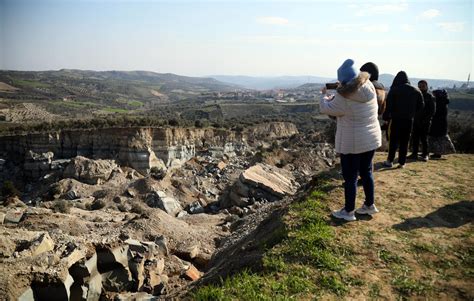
[127,100,144,107]
[391,265,431,297]
[378,249,404,264]
[12,79,50,88]
[193,177,349,300]
[441,186,467,201]
[103,107,129,113]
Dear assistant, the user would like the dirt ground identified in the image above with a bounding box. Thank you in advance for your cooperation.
[324,153,473,300]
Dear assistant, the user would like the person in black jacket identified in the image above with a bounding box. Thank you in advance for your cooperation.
[382,71,424,168]
[428,89,456,158]
[408,80,436,161]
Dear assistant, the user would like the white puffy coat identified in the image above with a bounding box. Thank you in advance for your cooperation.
[319,74,382,154]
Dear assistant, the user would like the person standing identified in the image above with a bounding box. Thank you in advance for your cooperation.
[408,80,436,161]
[382,71,424,168]
[320,59,382,221]
[360,62,386,115]
[428,89,456,158]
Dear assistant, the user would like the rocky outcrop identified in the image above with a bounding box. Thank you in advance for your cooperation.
[240,163,298,197]
[23,150,54,179]
[0,123,298,175]
[223,163,299,208]
[63,156,118,185]
[2,233,168,301]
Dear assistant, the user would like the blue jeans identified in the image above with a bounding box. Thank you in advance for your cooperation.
[340,150,375,212]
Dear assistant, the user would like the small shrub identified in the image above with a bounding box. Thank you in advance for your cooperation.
[52,200,71,214]
[117,203,128,212]
[150,167,165,180]
[90,199,106,210]
[1,181,20,197]
[131,202,146,215]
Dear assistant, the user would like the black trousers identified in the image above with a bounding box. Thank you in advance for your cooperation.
[411,123,430,157]
[388,118,413,165]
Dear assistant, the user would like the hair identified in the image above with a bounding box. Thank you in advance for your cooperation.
[418,80,428,85]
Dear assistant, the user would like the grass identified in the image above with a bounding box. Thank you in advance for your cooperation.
[193,177,351,300]
[194,154,474,300]
[12,79,50,88]
[103,107,130,113]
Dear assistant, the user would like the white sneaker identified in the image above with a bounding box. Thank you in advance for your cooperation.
[398,164,405,169]
[356,204,379,215]
[332,208,356,221]
[382,161,393,168]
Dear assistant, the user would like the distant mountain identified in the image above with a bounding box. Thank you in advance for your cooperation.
[212,73,466,91]
[211,75,333,90]
[0,69,238,103]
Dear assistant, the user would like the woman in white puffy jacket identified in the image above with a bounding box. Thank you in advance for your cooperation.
[319,59,382,221]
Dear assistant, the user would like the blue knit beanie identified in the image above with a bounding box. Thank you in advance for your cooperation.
[337,59,357,84]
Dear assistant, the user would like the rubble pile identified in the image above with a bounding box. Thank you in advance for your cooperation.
[0,125,337,299]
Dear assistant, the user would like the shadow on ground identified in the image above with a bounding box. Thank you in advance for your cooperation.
[393,200,474,231]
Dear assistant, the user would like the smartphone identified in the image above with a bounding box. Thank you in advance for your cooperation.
[325,83,339,90]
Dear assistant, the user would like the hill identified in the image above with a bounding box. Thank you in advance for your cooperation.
[0,69,238,116]
[193,153,474,300]
[217,74,466,90]
[211,75,333,90]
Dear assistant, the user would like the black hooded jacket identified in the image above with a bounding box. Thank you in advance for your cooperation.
[430,89,450,136]
[418,90,436,126]
[382,71,424,121]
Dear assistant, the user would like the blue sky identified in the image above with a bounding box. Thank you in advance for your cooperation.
[0,0,472,80]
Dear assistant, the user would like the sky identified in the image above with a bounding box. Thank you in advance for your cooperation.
[0,0,472,81]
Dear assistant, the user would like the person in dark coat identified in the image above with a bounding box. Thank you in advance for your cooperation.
[382,71,424,168]
[360,62,386,115]
[408,80,436,161]
[428,89,456,158]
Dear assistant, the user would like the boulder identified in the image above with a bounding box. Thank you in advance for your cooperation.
[4,209,25,223]
[146,191,182,216]
[30,233,55,257]
[240,163,298,197]
[187,201,204,214]
[63,156,117,185]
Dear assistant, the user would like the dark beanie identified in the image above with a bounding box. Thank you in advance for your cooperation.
[360,62,379,81]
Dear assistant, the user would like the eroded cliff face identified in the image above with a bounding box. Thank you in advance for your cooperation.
[0,122,298,175]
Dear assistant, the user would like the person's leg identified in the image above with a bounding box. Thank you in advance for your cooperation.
[340,153,359,212]
[359,150,375,207]
[420,128,429,158]
[398,119,413,165]
[410,125,420,157]
[387,120,399,163]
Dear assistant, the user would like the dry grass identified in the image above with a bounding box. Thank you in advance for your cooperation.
[325,153,474,300]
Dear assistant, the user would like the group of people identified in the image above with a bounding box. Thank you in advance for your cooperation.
[382,71,455,168]
[319,59,455,221]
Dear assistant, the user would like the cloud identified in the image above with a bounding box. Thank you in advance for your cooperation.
[362,25,389,33]
[419,9,440,19]
[331,24,357,32]
[331,24,389,33]
[355,2,408,16]
[401,24,414,32]
[237,35,473,47]
[437,22,465,32]
[256,16,289,26]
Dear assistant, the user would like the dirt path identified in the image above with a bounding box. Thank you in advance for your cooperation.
[325,153,473,300]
